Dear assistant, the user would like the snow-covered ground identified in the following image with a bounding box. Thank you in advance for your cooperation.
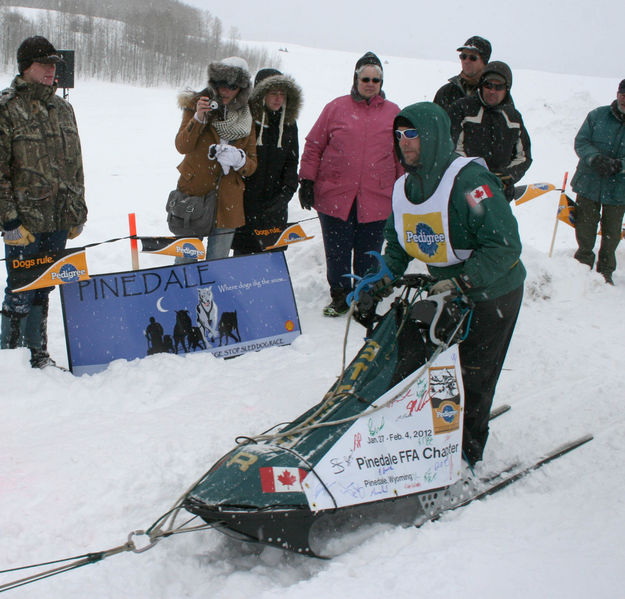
[1,43,624,598]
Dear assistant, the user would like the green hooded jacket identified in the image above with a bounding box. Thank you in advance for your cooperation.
[383,102,525,301]
[570,101,625,205]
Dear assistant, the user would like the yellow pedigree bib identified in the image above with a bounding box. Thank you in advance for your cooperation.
[392,157,481,265]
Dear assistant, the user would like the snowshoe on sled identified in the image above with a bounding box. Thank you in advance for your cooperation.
[183,264,473,557]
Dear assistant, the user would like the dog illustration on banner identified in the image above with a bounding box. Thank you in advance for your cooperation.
[218,311,240,346]
[173,309,207,353]
[197,286,219,345]
[196,287,242,347]
[145,288,241,356]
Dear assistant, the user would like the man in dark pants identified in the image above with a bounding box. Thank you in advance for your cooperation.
[0,36,87,367]
[381,102,525,466]
[571,79,625,285]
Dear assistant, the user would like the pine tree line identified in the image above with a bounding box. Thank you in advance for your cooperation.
[0,0,279,87]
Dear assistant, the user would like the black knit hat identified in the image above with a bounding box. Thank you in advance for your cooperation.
[619,79,625,94]
[17,36,62,74]
[457,36,492,63]
[254,67,282,87]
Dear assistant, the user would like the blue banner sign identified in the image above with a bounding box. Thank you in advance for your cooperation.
[60,252,301,375]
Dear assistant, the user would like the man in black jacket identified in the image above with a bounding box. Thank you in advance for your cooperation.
[433,36,491,115]
[449,61,532,202]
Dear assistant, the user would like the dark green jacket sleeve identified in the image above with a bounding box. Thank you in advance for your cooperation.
[432,165,525,299]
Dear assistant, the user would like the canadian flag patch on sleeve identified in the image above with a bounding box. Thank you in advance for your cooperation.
[467,184,493,207]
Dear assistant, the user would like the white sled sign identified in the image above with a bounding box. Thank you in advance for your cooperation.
[302,346,464,510]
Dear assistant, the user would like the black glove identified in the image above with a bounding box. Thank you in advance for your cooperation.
[298,179,315,210]
[353,290,380,330]
[370,274,394,298]
[590,154,622,177]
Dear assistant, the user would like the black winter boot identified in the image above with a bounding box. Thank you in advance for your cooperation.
[0,309,27,349]
[24,297,56,368]
[601,272,615,286]
[323,288,349,317]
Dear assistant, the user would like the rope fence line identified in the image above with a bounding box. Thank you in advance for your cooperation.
[0,216,321,264]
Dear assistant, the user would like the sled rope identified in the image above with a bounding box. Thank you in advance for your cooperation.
[0,514,223,593]
[237,292,472,446]
[0,542,132,593]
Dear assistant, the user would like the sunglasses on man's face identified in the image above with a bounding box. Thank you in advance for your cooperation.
[394,129,419,140]
[459,53,479,62]
[482,80,507,91]
[215,81,240,90]
[360,77,381,83]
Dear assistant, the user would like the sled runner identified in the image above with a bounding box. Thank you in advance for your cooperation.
[182,273,475,556]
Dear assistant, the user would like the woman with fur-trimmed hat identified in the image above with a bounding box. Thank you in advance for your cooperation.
[232,68,302,254]
[174,56,257,260]
[299,51,403,316]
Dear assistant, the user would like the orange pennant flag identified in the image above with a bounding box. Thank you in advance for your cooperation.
[557,193,576,227]
[11,249,90,293]
[514,182,556,205]
[265,223,314,250]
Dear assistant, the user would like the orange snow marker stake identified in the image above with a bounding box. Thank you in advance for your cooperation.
[128,213,140,270]
[548,172,568,257]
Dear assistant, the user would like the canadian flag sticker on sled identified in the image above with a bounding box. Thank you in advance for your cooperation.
[467,184,493,207]
[259,467,307,493]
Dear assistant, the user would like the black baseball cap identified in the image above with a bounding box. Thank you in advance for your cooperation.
[457,36,492,63]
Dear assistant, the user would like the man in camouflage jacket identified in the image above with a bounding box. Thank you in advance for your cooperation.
[0,36,87,368]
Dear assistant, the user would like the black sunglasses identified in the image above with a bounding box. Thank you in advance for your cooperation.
[482,80,507,91]
[459,53,479,62]
[360,77,381,83]
[214,81,240,90]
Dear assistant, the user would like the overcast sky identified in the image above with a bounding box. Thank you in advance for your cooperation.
[182,0,622,79]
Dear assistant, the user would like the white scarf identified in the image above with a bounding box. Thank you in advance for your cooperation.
[213,104,253,141]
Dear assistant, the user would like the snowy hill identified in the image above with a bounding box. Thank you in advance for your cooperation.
[1,44,623,598]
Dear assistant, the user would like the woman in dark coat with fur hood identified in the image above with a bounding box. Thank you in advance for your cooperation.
[175,56,257,260]
[232,68,302,254]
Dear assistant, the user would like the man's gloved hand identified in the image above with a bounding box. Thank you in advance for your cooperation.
[298,179,315,210]
[370,274,394,298]
[208,144,246,175]
[67,225,83,240]
[590,154,622,177]
[607,158,623,176]
[353,290,379,330]
[3,224,35,246]
[494,172,513,187]
[429,278,459,295]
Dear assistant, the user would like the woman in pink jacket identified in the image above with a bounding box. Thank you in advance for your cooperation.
[299,51,403,316]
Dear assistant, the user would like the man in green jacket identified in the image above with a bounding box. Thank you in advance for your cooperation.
[0,36,87,367]
[571,79,625,285]
[383,101,525,466]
